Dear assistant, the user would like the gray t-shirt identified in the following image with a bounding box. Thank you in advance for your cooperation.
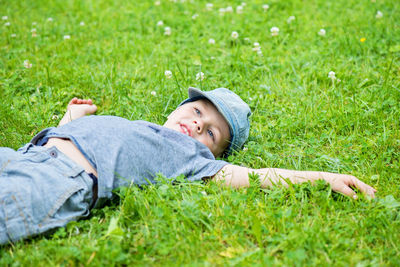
[31,116,228,200]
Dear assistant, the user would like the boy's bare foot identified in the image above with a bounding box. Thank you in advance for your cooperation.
[67,97,98,116]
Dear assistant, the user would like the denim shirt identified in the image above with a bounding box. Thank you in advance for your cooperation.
[31,116,228,201]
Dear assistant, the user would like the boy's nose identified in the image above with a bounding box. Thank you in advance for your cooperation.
[193,120,203,132]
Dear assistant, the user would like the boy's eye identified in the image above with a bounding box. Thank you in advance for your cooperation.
[194,108,201,115]
[207,129,215,140]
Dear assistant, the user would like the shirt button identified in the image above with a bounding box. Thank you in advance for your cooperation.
[50,151,58,158]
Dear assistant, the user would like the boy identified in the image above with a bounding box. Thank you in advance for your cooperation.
[0,87,376,245]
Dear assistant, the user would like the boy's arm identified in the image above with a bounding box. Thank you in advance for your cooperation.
[212,164,377,199]
[58,98,97,127]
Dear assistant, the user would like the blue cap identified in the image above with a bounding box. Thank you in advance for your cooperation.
[180,87,251,156]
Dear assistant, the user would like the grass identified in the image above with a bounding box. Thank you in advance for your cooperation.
[1,0,400,265]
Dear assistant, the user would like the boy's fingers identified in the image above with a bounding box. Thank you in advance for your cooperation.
[351,177,376,198]
[334,183,357,199]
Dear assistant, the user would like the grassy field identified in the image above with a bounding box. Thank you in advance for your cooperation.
[1,0,400,265]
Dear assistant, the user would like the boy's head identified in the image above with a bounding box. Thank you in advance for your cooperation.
[164,87,251,157]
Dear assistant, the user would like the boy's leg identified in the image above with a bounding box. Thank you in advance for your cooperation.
[0,144,95,245]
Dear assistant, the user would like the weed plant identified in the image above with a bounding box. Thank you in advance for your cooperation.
[1,0,399,265]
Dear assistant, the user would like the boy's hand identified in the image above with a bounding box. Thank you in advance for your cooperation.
[323,173,377,199]
[67,97,98,116]
[58,97,97,127]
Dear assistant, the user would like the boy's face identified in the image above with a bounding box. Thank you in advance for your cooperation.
[164,99,231,157]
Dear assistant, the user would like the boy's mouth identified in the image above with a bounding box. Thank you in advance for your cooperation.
[180,124,192,137]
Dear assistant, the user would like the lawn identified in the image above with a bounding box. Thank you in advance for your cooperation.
[1,0,400,265]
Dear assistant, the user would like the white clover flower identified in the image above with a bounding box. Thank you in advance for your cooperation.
[151,91,157,96]
[206,3,213,11]
[270,27,279,36]
[201,191,207,196]
[23,60,32,69]
[236,6,243,14]
[225,6,233,13]
[257,50,263,56]
[155,0,161,5]
[219,8,226,15]
[31,28,36,32]
[157,20,164,26]
[244,37,250,42]
[252,46,261,52]
[165,70,172,79]
[208,38,215,44]
[192,14,199,20]
[63,35,71,40]
[262,4,269,11]
[241,2,246,6]
[47,17,53,22]
[376,10,383,19]
[328,71,336,80]
[10,33,16,38]
[253,42,260,47]
[80,21,85,26]
[164,26,171,35]
[2,16,8,20]
[196,72,205,81]
[231,31,239,39]
[287,16,295,24]
[4,22,10,26]
[318,29,326,36]
[243,146,248,151]
[52,114,59,120]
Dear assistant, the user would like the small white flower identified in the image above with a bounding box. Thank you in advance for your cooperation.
[164,26,171,35]
[208,38,215,44]
[157,20,164,26]
[10,33,16,38]
[32,22,37,26]
[225,6,233,13]
[231,31,239,39]
[262,4,269,11]
[219,8,225,15]
[2,16,8,20]
[318,28,326,36]
[196,72,205,81]
[376,10,383,19]
[244,37,250,42]
[4,22,10,26]
[206,3,213,11]
[47,17,53,22]
[165,70,172,79]
[63,35,71,40]
[252,46,261,52]
[243,146,248,151]
[241,2,246,6]
[155,0,161,5]
[23,60,32,69]
[253,42,260,47]
[151,91,157,96]
[31,28,37,32]
[52,114,59,120]
[236,6,243,14]
[270,26,279,36]
[80,21,85,26]
[201,191,207,196]
[257,50,263,56]
[192,14,199,20]
[328,71,336,80]
[287,16,295,24]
